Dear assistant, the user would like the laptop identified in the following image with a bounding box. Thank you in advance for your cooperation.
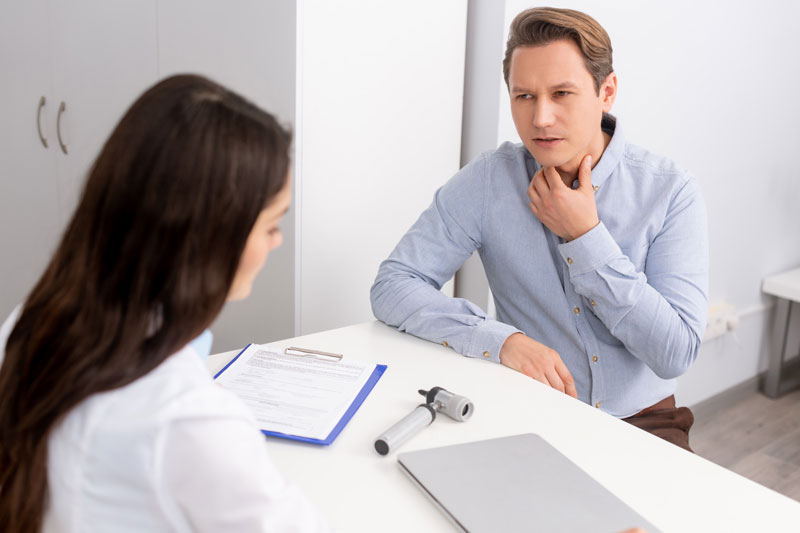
[397,433,657,533]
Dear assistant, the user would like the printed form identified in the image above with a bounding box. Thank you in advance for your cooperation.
[215,344,375,440]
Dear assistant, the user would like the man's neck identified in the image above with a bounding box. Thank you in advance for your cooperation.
[555,130,612,187]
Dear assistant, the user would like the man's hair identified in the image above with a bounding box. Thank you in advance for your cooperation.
[502,7,613,94]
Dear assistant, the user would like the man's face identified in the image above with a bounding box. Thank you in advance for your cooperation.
[508,39,615,170]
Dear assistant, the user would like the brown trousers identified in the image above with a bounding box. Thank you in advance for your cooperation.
[622,395,695,453]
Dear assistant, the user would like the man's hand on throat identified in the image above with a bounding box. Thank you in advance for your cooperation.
[527,154,600,241]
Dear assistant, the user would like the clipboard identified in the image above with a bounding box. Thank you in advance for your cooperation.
[215,344,386,446]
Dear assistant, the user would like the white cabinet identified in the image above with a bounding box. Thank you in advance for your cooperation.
[0,1,60,315]
[0,0,157,318]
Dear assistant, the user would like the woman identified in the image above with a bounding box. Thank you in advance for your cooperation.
[0,75,330,532]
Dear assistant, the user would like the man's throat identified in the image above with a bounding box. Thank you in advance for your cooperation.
[554,166,579,188]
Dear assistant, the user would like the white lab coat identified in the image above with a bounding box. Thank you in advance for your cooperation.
[0,307,331,532]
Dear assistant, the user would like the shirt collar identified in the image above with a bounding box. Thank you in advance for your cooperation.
[590,113,625,188]
[188,329,214,361]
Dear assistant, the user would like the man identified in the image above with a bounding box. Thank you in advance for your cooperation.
[370,7,708,451]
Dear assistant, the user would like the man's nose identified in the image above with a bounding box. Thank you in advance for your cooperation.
[532,99,556,129]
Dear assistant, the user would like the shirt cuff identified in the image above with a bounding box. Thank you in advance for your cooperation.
[557,221,622,275]
[466,319,522,363]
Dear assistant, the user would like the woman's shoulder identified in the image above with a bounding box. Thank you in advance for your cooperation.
[50,344,253,462]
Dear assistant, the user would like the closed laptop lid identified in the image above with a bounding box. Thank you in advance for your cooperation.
[397,433,657,533]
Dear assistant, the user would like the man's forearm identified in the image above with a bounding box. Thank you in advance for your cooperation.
[370,153,522,362]
[371,260,520,362]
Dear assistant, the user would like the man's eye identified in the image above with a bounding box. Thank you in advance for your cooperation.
[516,94,533,100]
[554,91,570,97]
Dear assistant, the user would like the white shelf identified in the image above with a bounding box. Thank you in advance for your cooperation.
[763,267,800,303]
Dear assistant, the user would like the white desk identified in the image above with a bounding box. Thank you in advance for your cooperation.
[208,321,800,532]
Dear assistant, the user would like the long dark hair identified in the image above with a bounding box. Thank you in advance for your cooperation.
[0,74,291,532]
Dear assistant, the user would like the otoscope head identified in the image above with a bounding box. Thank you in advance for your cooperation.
[419,386,474,422]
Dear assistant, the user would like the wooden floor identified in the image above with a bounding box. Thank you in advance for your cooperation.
[691,387,800,502]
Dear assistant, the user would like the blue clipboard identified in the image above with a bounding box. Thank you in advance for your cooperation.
[215,343,387,446]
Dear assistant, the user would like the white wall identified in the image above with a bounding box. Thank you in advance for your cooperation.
[460,0,800,405]
[296,0,466,335]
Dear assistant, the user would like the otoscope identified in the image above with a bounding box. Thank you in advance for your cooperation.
[374,386,474,456]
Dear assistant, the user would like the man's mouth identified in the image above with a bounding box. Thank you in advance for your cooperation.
[532,137,564,147]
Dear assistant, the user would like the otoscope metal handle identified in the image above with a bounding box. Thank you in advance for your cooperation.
[374,404,435,456]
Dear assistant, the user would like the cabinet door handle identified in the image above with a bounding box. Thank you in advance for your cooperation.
[37,96,48,148]
[56,101,68,154]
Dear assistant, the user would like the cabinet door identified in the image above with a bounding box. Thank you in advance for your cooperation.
[158,0,297,350]
[157,0,295,124]
[0,0,60,316]
[49,0,158,224]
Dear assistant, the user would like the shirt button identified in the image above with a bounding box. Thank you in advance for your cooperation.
[592,355,598,363]
[442,341,449,347]
[574,307,580,315]
[482,351,490,358]
[590,299,596,306]
[595,402,601,408]
[593,185,599,192]
[567,257,573,264]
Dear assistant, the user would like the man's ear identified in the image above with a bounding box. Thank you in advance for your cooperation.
[600,72,617,112]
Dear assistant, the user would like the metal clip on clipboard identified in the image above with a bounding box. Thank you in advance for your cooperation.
[284,346,344,362]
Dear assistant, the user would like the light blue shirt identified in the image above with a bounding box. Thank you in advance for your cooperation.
[188,329,214,361]
[370,116,708,417]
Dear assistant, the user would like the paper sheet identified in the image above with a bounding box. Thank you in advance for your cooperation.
[215,344,375,440]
